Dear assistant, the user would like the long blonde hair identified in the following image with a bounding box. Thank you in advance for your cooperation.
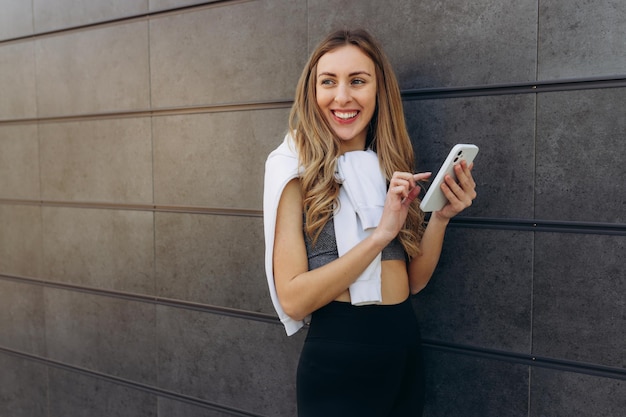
[289,29,425,259]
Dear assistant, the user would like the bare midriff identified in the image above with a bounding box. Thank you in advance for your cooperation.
[333,259,409,304]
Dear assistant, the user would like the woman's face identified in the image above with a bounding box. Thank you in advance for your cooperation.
[316,45,377,153]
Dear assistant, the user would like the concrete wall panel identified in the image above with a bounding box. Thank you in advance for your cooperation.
[153,108,288,208]
[149,0,307,108]
[536,88,626,223]
[538,0,626,79]
[0,125,40,199]
[155,213,272,312]
[33,0,148,33]
[0,0,34,40]
[415,229,533,352]
[406,94,536,219]
[0,42,37,120]
[157,306,304,416]
[530,368,626,416]
[0,280,45,355]
[0,205,42,277]
[45,288,157,384]
[309,0,538,89]
[533,233,626,367]
[423,350,529,417]
[39,118,153,203]
[48,367,157,417]
[42,207,155,294]
[149,0,217,12]
[35,22,150,116]
[0,353,47,417]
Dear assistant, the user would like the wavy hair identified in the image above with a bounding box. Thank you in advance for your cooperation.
[288,29,425,259]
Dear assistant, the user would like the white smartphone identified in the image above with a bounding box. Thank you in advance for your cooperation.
[419,144,479,212]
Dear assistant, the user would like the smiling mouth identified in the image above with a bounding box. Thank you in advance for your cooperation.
[332,110,359,121]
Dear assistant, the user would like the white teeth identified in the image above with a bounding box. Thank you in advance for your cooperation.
[334,111,358,119]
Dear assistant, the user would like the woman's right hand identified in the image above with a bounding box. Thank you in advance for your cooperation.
[373,171,431,244]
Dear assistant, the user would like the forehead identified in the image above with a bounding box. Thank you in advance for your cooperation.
[316,44,375,75]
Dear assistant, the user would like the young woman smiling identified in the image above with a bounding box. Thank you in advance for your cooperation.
[263,29,476,416]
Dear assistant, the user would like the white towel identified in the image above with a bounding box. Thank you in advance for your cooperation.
[335,150,386,305]
[264,134,387,335]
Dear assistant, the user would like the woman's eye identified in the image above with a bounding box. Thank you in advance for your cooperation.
[351,78,365,85]
[320,79,335,86]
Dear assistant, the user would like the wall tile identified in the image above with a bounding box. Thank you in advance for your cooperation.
[48,367,157,417]
[423,350,529,417]
[0,280,45,355]
[153,108,288,208]
[42,207,155,294]
[39,118,153,203]
[533,233,626,368]
[158,399,250,417]
[0,205,42,277]
[149,0,307,107]
[538,0,626,79]
[0,125,40,199]
[536,88,626,223]
[155,213,273,314]
[0,353,47,417]
[530,367,626,417]
[414,229,533,352]
[308,0,538,89]
[34,0,147,33]
[0,42,37,120]
[45,288,157,384]
[149,0,217,12]
[0,0,34,40]
[36,21,150,116]
[157,306,304,416]
[406,94,536,219]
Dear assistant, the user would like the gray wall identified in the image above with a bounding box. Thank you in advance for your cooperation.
[0,0,624,416]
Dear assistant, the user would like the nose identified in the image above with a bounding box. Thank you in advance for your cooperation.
[334,83,352,105]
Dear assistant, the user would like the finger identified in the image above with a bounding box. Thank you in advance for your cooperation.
[402,185,421,206]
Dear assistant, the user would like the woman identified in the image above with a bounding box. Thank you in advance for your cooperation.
[263,29,476,416]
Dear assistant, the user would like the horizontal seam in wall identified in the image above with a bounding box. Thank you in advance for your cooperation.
[0,273,278,325]
[2,198,625,236]
[0,77,625,126]
[2,273,625,382]
[0,345,266,417]
[0,0,255,46]
[422,339,626,382]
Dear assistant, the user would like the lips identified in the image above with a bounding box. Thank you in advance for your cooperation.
[332,110,359,121]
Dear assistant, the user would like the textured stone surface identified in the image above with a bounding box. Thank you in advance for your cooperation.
[40,118,153,203]
[414,228,533,352]
[0,205,42,278]
[422,349,529,417]
[538,0,626,79]
[0,280,45,355]
[309,0,538,88]
[44,288,157,384]
[0,125,40,199]
[42,207,155,294]
[155,213,273,313]
[152,108,289,209]
[149,0,307,107]
[0,353,47,417]
[0,0,33,40]
[536,88,626,223]
[35,21,150,116]
[157,306,304,416]
[533,233,626,368]
[405,94,536,219]
[0,42,37,120]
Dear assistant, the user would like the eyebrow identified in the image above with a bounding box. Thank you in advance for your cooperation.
[317,71,373,78]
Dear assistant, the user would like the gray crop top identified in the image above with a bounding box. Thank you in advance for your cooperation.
[305,217,407,270]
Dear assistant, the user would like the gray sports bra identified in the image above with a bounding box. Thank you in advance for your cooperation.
[304,217,407,270]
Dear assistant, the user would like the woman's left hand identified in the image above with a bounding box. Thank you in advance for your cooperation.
[435,160,477,219]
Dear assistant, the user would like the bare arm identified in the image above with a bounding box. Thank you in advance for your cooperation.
[273,172,426,321]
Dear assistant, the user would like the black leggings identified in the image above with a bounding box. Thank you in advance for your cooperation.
[297,298,424,417]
